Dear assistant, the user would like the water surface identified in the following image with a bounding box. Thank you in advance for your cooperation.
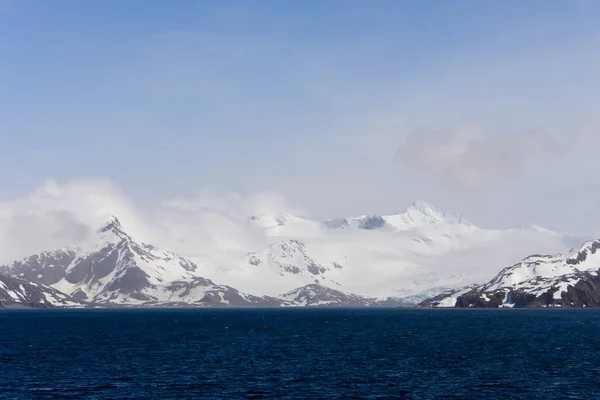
[1,308,600,399]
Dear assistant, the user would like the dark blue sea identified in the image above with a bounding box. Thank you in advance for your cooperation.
[2,308,600,399]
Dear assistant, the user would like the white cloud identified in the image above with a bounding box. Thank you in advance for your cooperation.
[156,189,305,256]
[162,188,305,220]
[394,126,586,190]
[0,180,304,263]
[0,179,148,263]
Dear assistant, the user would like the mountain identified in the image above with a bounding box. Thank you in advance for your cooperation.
[204,201,578,303]
[1,200,589,308]
[280,284,414,307]
[281,284,373,306]
[1,217,284,306]
[418,285,480,308]
[323,200,470,231]
[0,273,82,308]
[130,277,287,307]
[420,239,600,308]
[4,248,78,286]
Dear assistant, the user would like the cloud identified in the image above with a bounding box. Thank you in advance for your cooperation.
[0,180,304,263]
[0,179,148,263]
[156,189,305,256]
[394,126,583,189]
[162,188,305,220]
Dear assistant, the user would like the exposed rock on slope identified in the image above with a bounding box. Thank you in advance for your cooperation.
[0,273,82,308]
[420,240,600,308]
[1,217,284,306]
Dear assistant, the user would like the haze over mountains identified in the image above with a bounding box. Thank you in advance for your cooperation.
[1,198,593,308]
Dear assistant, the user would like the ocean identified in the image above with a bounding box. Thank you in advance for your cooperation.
[1,308,599,399]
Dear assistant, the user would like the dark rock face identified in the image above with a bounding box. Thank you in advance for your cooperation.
[566,241,600,265]
[0,249,78,286]
[65,246,120,285]
[556,273,600,307]
[104,267,151,295]
[420,239,600,309]
[0,273,79,307]
[306,262,326,275]
[430,271,600,309]
[358,215,387,230]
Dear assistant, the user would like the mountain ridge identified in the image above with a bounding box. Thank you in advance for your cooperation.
[1,201,593,308]
[420,238,600,308]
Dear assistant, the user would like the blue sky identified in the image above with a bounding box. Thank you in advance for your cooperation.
[1,0,600,231]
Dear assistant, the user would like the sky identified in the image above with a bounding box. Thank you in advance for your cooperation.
[1,0,600,243]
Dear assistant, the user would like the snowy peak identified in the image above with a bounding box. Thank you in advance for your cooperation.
[96,215,131,244]
[324,200,470,231]
[406,199,442,214]
[248,239,331,277]
[4,214,204,305]
[389,199,469,228]
[98,215,123,233]
[566,240,600,266]
[403,200,446,223]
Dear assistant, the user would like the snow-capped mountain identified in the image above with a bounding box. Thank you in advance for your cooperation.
[420,239,600,308]
[1,216,284,306]
[280,284,414,307]
[0,200,591,308]
[5,248,78,286]
[0,273,82,308]
[201,200,580,302]
[323,200,469,231]
[280,284,373,306]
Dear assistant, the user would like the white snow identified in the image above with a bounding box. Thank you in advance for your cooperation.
[2,200,594,306]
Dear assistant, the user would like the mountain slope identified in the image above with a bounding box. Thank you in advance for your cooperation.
[1,200,589,307]
[0,273,82,308]
[281,284,373,306]
[201,201,578,302]
[420,239,600,308]
[323,200,470,231]
[3,248,78,286]
[280,284,413,307]
[2,217,285,306]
